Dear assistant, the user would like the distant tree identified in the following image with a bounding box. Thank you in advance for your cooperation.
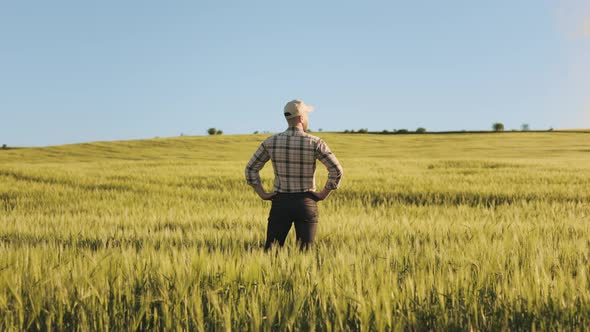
[397,129,409,134]
[318,128,323,132]
[382,129,389,134]
[549,127,554,131]
[344,129,350,133]
[358,128,368,134]
[253,131,259,134]
[180,132,185,136]
[1,144,7,150]
[416,127,427,133]
[207,128,217,135]
[216,130,223,135]
[492,123,504,132]
[521,123,530,131]
[306,129,313,133]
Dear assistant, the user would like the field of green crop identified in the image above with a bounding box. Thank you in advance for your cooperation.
[1,132,589,330]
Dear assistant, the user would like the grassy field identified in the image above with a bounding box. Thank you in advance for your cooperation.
[1,132,589,330]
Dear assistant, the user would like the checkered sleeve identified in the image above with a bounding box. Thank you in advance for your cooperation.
[316,139,343,190]
[245,143,270,186]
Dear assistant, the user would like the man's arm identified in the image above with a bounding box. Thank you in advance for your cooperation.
[312,187,334,201]
[245,143,276,200]
[249,182,276,200]
[313,140,343,200]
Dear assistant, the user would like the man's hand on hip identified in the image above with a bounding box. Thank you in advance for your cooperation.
[250,183,276,201]
[259,191,277,201]
[311,188,332,201]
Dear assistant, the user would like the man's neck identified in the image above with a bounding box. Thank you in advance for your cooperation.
[288,124,305,131]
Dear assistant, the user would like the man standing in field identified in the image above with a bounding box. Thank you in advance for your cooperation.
[245,100,343,250]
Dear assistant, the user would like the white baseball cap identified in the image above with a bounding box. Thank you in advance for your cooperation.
[283,99,314,119]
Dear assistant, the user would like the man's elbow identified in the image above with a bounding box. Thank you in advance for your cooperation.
[334,164,344,179]
[328,165,343,189]
[245,168,256,185]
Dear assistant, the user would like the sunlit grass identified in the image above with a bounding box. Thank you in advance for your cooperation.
[1,132,589,330]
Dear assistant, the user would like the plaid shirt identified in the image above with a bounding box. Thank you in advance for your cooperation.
[245,127,343,193]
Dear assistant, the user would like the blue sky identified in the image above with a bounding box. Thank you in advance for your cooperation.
[1,0,589,147]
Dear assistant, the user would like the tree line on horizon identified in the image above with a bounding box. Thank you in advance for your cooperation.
[201,123,553,137]
[342,123,546,134]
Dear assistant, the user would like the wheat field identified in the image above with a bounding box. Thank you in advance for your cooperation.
[1,132,589,331]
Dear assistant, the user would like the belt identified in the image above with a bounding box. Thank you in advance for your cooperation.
[273,192,315,200]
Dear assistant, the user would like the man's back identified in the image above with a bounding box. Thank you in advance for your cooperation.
[246,127,342,193]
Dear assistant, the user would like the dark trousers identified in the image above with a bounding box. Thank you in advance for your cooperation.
[265,192,319,251]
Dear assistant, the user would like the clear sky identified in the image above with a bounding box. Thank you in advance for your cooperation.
[1,0,589,147]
